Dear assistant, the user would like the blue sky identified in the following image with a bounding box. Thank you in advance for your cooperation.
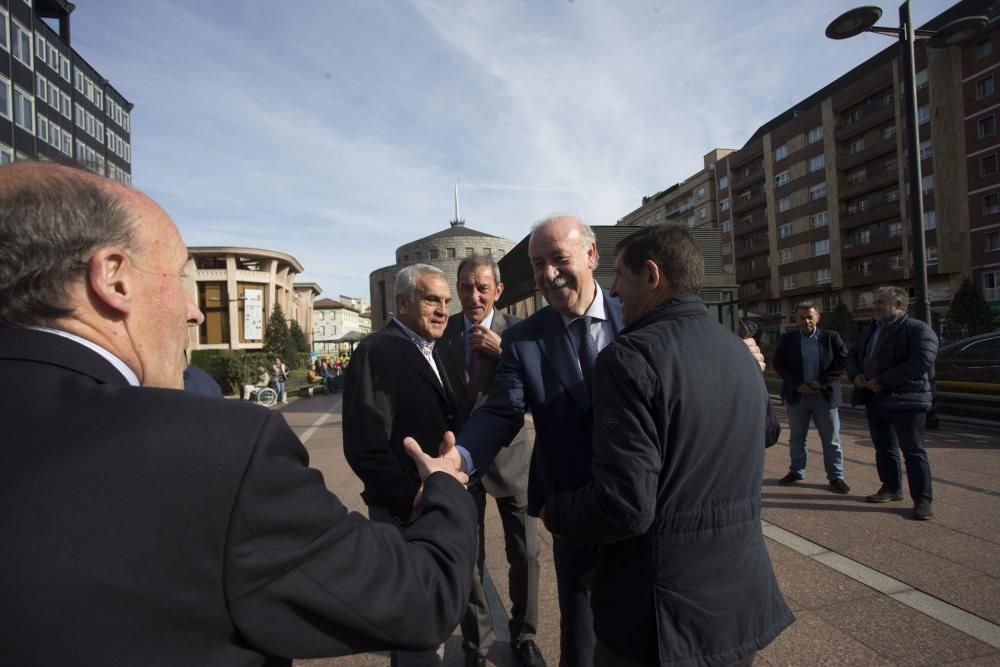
[68,0,956,300]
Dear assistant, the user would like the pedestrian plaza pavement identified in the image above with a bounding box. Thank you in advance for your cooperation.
[280,394,1000,666]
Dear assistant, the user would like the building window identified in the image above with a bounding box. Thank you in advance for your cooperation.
[987,230,1000,251]
[976,114,997,139]
[852,229,872,246]
[883,157,899,173]
[465,247,474,257]
[855,292,871,308]
[920,140,933,161]
[984,193,999,214]
[721,242,732,255]
[889,255,903,271]
[982,154,998,176]
[429,248,439,260]
[0,75,9,120]
[927,246,938,264]
[775,171,790,187]
[0,8,9,52]
[984,271,1000,301]
[697,206,706,220]
[721,221,732,234]
[882,125,896,141]
[198,282,230,345]
[807,126,823,144]
[889,222,903,237]
[483,247,492,256]
[59,54,70,81]
[924,210,936,230]
[697,186,706,199]
[718,175,728,190]
[977,75,995,100]
[809,183,827,200]
[809,154,825,172]
[918,104,930,125]
[11,22,31,67]
[813,239,830,256]
[977,37,993,60]
[922,174,934,194]
[13,88,33,133]
[0,143,12,165]
[781,276,796,291]
[778,223,794,239]
[814,268,831,285]
[810,212,829,229]
[847,169,867,186]
[848,198,868,215]
[885,189,899,203]
[655,211,662,221]
[778,248,793,264]
[774,144,788,161]
[777,197,791,213]
[916,68,928,90]
[768,302,783,316]
[719,198,730,212]
[847,137,865,155]
[845,109,863,125]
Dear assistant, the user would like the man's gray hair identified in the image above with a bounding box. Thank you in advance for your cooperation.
[530,214,598,267]
[394,263,447,303]
[0,163,137,327]
[875,285,909,309]
[457,255,501,284]
[794,301,817,313]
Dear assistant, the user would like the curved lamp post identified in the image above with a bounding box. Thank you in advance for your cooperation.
[826,3,988,323]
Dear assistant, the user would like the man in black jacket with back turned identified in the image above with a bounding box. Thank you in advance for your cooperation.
[543,224,793,667]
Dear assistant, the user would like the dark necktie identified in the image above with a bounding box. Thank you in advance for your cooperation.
[467,347,483,390]
[575,316,598,390]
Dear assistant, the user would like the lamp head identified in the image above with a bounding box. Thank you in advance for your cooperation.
[826,6,883,39]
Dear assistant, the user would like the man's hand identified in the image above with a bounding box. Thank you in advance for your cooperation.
[862,378,881,392]
[743,337,766,372]
[853,375,868,389]
[403,435,469,496]
[808,381,823,390]
[438,431,467,473]
[797,383,816,395]
[469,325,502,359]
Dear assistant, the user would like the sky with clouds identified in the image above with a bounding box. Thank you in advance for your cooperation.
[66,0,957,300]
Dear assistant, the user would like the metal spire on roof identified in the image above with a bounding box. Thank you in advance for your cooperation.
[450,179,465,227]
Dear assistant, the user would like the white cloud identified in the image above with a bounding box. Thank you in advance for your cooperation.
[70,0,957,299]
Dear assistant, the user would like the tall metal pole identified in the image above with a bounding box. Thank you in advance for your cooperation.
[900,0,932,323]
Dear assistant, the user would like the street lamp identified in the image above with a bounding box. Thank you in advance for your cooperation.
[826,2,987,324]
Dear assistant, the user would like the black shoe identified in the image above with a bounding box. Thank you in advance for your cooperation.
[829,479,851,494]
[515,639,546,667]
[778,472,804,485]
[866,487,904,503]
[464,652,487,667]
[913,500,934,520]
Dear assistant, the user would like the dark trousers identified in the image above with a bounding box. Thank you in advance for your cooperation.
[552,535,598,667]
[865,405,933,503]
[460,486,539,654]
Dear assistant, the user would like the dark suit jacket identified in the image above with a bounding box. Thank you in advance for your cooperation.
[342,319,459,522]
[438,311,530,498]
[772,328,848,407]
[0,327,476,666]
[456,289,624,515]
[846,314,938,409]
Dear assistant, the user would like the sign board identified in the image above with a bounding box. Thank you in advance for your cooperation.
[244,289,263,340]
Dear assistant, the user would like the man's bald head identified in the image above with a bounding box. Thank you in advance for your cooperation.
[0,161,138,327]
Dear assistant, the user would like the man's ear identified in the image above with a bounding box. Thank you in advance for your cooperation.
[644,259,661,288]
[87,247,133,315]
[495,281,505,300]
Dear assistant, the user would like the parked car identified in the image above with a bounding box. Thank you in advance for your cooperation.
[935,332,1000,384]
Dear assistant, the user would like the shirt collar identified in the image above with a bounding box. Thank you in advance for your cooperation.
[28,325,141,386]
[463,308,495,333]
[559,281,606,329]
[393,316,436,353]
[800,327,819,341]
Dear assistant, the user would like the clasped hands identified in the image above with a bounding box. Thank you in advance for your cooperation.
[468,325,502,359]
[402,431,468,507]
[796,381,824,395]
[853,375,881,392]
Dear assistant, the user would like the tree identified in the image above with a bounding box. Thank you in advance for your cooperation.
[823,302,860,345]
[263,304,293,363]
[943,278,994,343]
[289,319,310,354]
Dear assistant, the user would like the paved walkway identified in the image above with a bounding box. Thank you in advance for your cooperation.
[279,394,1000,666]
